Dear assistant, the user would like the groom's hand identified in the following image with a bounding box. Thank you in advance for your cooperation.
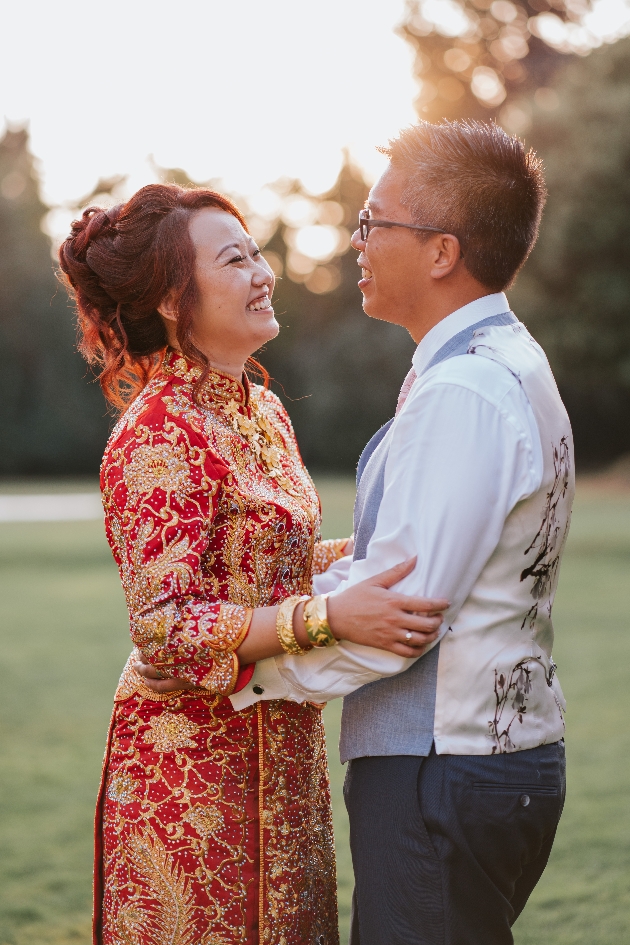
[134,657,198,693]
[327,558,449,658]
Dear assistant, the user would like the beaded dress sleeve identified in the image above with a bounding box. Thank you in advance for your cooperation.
[101,392,252,696]
[312,538,350,575]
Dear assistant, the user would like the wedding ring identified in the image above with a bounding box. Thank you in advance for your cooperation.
[405,631,413,642]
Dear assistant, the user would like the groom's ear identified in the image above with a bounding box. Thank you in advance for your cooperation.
[428,234,463,281]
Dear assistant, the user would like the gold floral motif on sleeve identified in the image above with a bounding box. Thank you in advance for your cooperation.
[198,651,241,696]
[102,397,248,692]
[123,442,191,496]
[312,538,350,575]
[192,603,252,652]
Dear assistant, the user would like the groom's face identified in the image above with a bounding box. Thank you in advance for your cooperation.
[351,166,432,329]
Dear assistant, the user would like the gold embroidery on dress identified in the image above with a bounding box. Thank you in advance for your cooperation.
[183,804,224,839]
[197,650,239,694]
[143,714,200,752]
[124,441,191,496]
[123,832,198,945]
[198,604,252,652]
[102,697,258,942]
[106,772,141,805]
[260,702,338,944]
[99,348,337,944]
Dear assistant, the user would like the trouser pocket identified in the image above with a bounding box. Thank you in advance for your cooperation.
[473,782,558,796]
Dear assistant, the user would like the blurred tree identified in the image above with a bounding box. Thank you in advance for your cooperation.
[510,35,630,466]
[0,126,109,475]
[401,2,630,467]
[399,0,597,129]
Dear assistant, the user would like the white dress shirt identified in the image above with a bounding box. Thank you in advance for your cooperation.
[230,293,544,710]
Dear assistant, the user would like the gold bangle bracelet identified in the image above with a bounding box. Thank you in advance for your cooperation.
[276,595,312,655]
[303,594,338,648]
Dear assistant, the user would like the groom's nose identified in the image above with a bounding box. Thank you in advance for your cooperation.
[351,227,365,252]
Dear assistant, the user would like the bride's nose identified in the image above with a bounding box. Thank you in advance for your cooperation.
[252,261,274,288]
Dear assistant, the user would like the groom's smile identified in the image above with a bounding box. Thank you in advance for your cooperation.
[351,166,437,335]
[350,161,478,345]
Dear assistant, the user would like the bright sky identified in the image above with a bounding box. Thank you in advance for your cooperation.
[1,0,417,214]
[2,0,630,239]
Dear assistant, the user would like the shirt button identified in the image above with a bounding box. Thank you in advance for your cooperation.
[520,794,530,807]
[253,685,264,695]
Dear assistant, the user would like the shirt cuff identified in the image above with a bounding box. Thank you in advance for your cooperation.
[228,657,290,710]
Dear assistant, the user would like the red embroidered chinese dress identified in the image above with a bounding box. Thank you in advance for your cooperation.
[95,349,345,945]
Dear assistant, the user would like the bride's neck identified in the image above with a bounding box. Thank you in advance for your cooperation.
[164,326,246,378]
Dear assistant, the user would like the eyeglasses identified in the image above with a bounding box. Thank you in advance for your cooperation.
[358,209,449,242]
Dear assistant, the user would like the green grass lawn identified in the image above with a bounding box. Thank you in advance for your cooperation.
[0,478,629,944]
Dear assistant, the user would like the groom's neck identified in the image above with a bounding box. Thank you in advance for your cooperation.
[406,277,492,345]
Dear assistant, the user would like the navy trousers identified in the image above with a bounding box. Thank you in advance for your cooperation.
[344,742,566,945]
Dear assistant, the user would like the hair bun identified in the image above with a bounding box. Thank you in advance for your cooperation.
[69,205,120,261]
[58,182,249,408]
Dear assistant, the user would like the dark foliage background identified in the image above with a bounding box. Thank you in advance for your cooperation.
[511,35,630,466]
[1,3,629,474]
[0,130,110,475]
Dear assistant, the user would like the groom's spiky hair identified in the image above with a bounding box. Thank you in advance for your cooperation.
[380,121,547,292]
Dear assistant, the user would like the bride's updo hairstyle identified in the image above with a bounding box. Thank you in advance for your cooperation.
[59,183,266,408]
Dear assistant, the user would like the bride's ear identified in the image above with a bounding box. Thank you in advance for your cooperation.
[158,290,178,323]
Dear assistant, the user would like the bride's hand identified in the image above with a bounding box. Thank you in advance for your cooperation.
[327,558,449,658]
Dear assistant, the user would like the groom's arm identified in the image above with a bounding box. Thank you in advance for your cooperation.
[230,359,542,709]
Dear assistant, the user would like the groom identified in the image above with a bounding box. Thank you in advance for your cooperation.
[231,120,574,944]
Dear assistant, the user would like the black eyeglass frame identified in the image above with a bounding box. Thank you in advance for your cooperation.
[358,209,450,242]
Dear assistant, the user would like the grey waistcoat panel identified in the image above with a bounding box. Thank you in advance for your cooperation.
[340,311,517,762]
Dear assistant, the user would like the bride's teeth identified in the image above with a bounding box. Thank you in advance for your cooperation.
[362,268,373,279]
[248,297,271,311]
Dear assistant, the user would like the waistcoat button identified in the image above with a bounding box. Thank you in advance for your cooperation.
[520,794,530,807]
[253,685,264,695]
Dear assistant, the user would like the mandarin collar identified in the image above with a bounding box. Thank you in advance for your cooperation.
[162,347,249,408]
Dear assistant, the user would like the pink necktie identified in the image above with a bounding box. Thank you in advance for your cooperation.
[396,367,417,416]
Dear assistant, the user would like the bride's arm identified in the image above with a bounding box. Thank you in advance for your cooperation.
[135,556,446,691]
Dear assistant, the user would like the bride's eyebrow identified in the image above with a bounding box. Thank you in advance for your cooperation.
[215,242,241,260]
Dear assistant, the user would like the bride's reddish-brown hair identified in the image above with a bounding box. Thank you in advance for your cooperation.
[58,183,268,408]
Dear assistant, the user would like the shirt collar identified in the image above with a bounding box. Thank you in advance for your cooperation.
[411,292,510,377]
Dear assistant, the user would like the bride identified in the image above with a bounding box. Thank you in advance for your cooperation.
[58,183,445,945]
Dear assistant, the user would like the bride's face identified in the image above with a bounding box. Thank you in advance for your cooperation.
[186,207,278,370]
